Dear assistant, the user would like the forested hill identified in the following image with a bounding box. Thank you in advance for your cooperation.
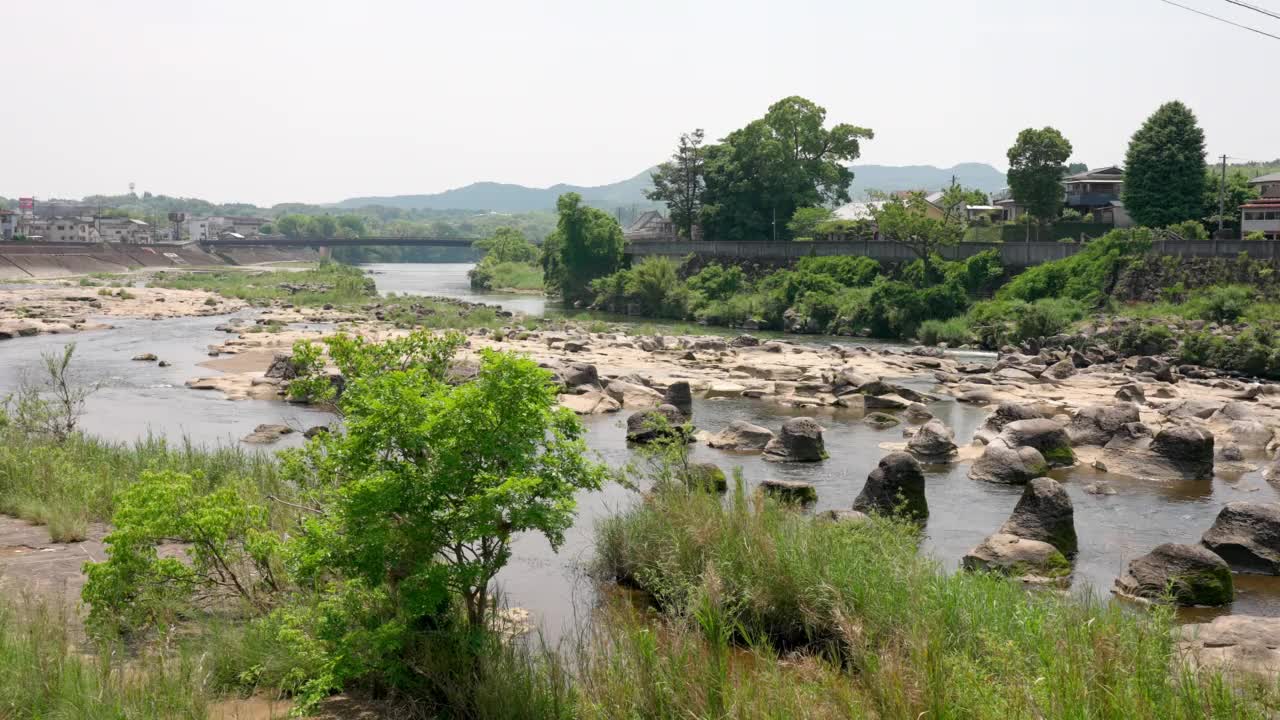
[330,168,660,212]
[329,163,1008,212]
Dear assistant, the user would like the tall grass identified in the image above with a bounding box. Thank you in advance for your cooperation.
[0,601,209,719]
[0,430,283,538]
[594,481,1276,719]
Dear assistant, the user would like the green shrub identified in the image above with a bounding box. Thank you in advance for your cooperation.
[1246,231,1267,241]
[917,317,971,346]
[1166,219,1209,241]
[1013,297,1087,341]
[686,262,746,301]
[1196,284,1254,324]
[793,256,881,287]
[998,229,1153,304]
[1112,323,1174,356]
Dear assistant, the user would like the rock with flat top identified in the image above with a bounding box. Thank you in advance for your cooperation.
[625,405,689,443]
[1000,419,1075,467]
[969,441,1049,485]
[962,533,1071,584]
[759,478,817,504]
[1179,615,1280,677]
[706,420,775,452]
[1068,403,1141,446]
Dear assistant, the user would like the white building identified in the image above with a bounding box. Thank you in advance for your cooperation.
[1242,173,1280,240]
[0,210,17,240]
[23,217,99,243]
[96,217,152,244]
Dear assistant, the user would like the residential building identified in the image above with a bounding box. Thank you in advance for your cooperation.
[218,216,269,236]
[0,210,17,240]
[1062,165,1124,213]
[832,200,887,221]
[991,189,1025,222]
[1242,173,1280,239]
[623,210,678,241]
[22,217,99,243]
[186,217,218,243]
[96,217,153,244]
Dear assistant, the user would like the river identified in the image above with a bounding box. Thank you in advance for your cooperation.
[1,262,1278,641]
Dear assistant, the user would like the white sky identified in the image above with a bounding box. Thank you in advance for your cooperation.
[3,0,1276,205]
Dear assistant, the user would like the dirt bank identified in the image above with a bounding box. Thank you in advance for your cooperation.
[0,285,245,340]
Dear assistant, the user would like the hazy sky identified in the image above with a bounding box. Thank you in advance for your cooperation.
[4,0,1277,205]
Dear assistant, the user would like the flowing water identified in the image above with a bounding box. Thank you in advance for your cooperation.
[2,263,1279,642]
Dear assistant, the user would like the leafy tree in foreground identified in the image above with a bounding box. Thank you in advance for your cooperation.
[543,192,625,304]
[1124,100,1207,228]
[1007,127,1072,226]
[646,129,706,239]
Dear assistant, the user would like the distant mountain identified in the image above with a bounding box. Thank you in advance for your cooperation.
[331,163,1007,212]
[331,168,661,213]
[848,163,1008,199]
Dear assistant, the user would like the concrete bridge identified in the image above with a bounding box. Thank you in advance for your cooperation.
[202,236,484,248]
[624,238,1280,267]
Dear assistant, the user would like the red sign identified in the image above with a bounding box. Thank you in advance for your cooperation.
[18,197,34,211]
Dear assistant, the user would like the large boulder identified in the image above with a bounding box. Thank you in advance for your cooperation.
[561,362,600,389]
[763,417,827,462]
[962,534,1071,584]
[1114,543,1233,606]
[559,391,621,415]
[1179,615,1280,677]
[264,352,299,380]
[662,381,693,417]
[679,463,728,493]
[1067,403,1141,446]
[999,419,1075,467]
[906,420,958,461]
[1106,425,1215,481]
[706,420,775,452]
[625,405,689,443]
[969,441,1049,485]
[1202,502,1280,574]
[998,477,1077,556]
[975,402,1044,444]
[852,452,927,520]
[604,380,663,409]
[1043,358,1076,380]
[760,478,818,504]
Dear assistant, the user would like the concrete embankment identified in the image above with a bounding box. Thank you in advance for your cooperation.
[0,242,320,280]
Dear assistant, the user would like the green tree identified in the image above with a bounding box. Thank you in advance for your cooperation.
[286,333,605,629]
[1203,168,1259,230]
[700,96,873,241]
[646,129,706,238]
[786,206,835,239]
[873,195,963,281]
[1065,162,1089,175]
[275,214,313,239]
[335,214,366,239]
[1007,127,1073,226]
[1123,101,1207,227]
[937,180,987,225]
[543,193,625,303]
[310,215,339,239]
[473,226,538,264]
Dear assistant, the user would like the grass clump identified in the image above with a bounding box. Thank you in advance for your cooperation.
[0,430,282,529]
[593,480,1276,718]
[916,316,971,346]
[469,261,543,292]
[149,260,375,307]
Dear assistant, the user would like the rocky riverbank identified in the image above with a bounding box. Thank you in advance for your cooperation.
[0,284,244,340]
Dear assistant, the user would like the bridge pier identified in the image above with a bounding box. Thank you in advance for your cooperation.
[317,245,332,260]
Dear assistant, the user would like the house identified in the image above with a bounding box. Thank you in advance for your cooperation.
[0,210,17,240]
[1242,173,1280,239]
[1094,201,1134,228]
[22,217,99,243]
[832,200,887,221]
[186,217,217,243]
[96,217,153,244]
[218,216,269,237]
[1062,166,1124,213]
[991,189,1025,222]
[623,210,677,241]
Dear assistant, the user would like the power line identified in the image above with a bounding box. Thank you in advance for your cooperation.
[1223,0,1280,21]
[1155,0,1280,40]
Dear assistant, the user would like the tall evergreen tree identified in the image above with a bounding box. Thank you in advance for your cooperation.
[1123,101,1207,228]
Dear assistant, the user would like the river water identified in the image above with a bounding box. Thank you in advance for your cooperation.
[2,262,1279,641]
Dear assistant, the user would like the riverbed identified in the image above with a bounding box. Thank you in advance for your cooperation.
[2,262,1279,642]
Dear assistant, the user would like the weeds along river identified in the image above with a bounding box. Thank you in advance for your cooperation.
[2,262,1280,642]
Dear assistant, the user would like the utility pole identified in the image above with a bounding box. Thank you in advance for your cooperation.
[1218,154,1228,234]
[771,207,777,242]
